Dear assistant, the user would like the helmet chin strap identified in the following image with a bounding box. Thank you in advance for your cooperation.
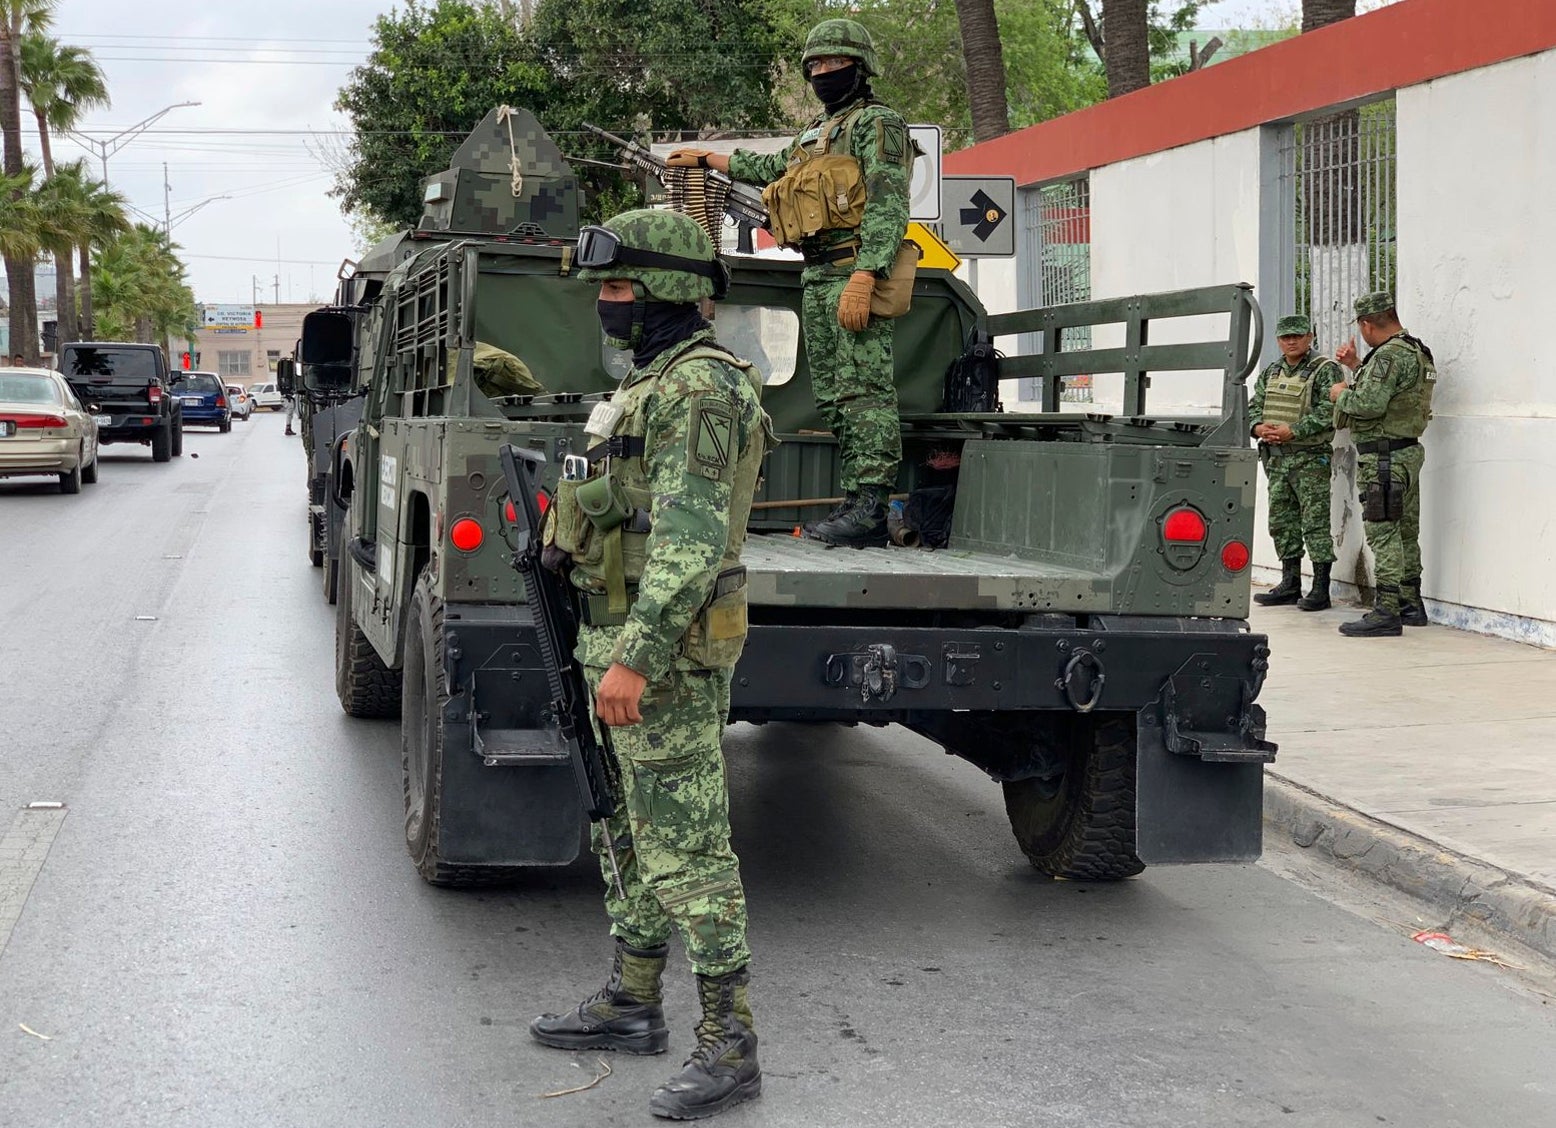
[630,280,647,348]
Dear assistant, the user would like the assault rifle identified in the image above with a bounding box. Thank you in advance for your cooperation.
[498,444,625,899]
[582,123,770,232]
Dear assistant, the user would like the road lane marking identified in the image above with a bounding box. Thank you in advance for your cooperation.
[0,805,69,960]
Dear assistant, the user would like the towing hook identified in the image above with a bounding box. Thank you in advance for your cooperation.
[1061,648,1107,713]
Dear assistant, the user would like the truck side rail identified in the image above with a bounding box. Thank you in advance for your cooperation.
[985,283,1263,447]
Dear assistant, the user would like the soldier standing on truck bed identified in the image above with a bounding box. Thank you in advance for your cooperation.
[528,209,770,1120]
[1331,291,1436,637]
[1249,313,1343,612]
[667,18,913,548]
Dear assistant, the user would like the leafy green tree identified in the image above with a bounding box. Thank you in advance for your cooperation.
[333,0,558,227]
[72,168,127,338]
[0,0,55,361]
[92,224,196,345]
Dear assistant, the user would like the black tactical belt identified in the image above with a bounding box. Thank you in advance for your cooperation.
[803,242,861,266]
[586,436,646,463]
[1354,437,1420,454]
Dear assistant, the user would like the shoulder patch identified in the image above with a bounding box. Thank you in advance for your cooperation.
[877,119,908,167]
[688,394,736,482]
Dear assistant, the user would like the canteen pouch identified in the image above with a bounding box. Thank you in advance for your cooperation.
[550,478,592,555]
[680,567,750,669]
[762,154,867,247]
[868,241,918,319]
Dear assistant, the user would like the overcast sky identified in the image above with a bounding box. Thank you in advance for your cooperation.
[42,0,1399,307]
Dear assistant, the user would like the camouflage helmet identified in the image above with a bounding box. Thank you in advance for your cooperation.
[576,208,725,303]
[802,18,879,78]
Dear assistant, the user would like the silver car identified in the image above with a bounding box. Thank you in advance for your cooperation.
[247,381,285,411]
[0,368,102,493]
[226,383,254,421]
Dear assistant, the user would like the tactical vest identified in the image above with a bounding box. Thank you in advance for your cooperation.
[1259,353,1333,447]
[763,103,878,249]
[1348,333,1436,442]
[547,338,769,669]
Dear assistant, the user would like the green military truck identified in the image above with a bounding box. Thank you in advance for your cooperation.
[306,108,1275,886]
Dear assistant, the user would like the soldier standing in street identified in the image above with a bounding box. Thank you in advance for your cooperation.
[528,209,769,1120]
[667,18,912,547]
[1330,291,1436,637]
[1249,314,1343,611]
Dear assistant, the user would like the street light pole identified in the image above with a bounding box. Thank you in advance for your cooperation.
[64,101,202,184]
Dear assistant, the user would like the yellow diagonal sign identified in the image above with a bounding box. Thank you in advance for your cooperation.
[906,221,962,272]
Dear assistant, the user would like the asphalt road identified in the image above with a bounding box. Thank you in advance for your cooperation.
[2,418,1553,1128]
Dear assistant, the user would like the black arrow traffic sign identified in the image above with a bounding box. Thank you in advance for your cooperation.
[958,189,1007,242]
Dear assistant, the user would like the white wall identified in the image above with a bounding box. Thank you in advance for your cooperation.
[1397,49,1556,640]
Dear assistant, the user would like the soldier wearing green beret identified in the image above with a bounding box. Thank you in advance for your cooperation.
[1330,291,1436,637]
[528,209,768,1118]
[1249,313,1343,611]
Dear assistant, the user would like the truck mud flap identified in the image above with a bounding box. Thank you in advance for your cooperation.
[437,609,584,867]
[1134,653,1275,865]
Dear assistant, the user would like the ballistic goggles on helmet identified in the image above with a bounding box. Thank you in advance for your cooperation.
[575,225,730,300]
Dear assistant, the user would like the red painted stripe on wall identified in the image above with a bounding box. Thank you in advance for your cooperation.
[943,0,1556,187]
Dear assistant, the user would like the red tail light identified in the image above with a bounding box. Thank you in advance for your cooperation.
[14,414,69,429]
[1162,507,1208,543]
[450,518,484,552]
[216,396,227,407]
[1221,541,1251,572]
[148,384,162,404]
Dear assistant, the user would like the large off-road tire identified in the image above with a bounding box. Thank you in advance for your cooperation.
[219,417,232,434]
[322,551,340,605]
[334,558,401,719]
[82,453,98,484]
[151,424,172,463]
[58,458,82,494]
[1002,714,1145,881]
[171,419,184,456]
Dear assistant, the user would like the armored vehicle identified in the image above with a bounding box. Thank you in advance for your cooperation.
[306,108,1275,886]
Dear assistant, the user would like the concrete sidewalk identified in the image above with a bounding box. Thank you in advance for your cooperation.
[1252,597,1556,962]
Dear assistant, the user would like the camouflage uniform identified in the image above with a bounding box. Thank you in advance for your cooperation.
[1335,292,1435,623]
[532,209,765,1119]
[1248,327,1342,565]
[728,19,910,534]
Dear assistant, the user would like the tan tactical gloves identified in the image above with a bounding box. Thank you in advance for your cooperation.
[837,270,875,331]
[667,149,714,168]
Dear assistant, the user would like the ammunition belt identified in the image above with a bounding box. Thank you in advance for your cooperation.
[1354,437,1419,455]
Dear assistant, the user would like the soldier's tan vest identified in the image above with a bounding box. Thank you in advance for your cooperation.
[762,105,876,248]
[1347,333,1437,442]
[547,340,768,668]
[1259,353,1333,448]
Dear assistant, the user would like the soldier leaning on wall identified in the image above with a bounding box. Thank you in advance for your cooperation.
[1330,292,1436,638]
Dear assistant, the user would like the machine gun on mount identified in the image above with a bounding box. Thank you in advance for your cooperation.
[583,124,769,247]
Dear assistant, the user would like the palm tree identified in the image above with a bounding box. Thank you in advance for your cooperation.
[33,159,89,342]
[0,0,55,360]
[92,223,194,345]
[68,168,125,338]
[19,33,106,348]
[0,164,41,262]
[1303,0,1356,32]
[1101,0,1150,98]
[954,0,1010,142]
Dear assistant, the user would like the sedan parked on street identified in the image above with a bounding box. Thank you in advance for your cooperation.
[247,381,285,411]
[0,368,101,493]
[169,371,232,432]
[226,384,254,421]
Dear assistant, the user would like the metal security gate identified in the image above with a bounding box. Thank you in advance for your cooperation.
[1016,178,1092,403]
[1280,101,1397,351]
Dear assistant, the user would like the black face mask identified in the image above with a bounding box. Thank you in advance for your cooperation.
[809,64,861,112]
[597,298,637,349]
[598,297,708,369]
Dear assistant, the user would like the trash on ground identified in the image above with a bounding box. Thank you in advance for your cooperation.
[18,1023,52,1041]
[1411,930,1523,969]
[539,1057,612,1099]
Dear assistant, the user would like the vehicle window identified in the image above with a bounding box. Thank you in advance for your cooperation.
[62,347,159,380]
[597,304,801,387]
[170,374,222,394]
[0,373,63,404]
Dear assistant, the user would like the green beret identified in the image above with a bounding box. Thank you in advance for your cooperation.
[1354,291,1395,318]
[1275,314,1312,336]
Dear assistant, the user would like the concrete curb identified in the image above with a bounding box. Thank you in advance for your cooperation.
[1264,772,1556,964]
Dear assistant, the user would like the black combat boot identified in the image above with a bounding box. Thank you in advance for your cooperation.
[649,967,761,1120]
[1298,561,1332,612]
[808,485,889,548]
[1400,579,1429,627]
[802,494,854,538]
[529,940,670,1055]
[1254,558,1303,606]
[1339,586,1403,637]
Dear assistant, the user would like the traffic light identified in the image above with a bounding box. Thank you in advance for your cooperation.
[254,310,263,329]
[181,352,192,369]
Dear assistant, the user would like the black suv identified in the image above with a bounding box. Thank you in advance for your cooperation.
[59,342,183,462]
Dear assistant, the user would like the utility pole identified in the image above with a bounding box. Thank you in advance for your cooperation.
[272,275,279,304]
[252,275,260,306]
